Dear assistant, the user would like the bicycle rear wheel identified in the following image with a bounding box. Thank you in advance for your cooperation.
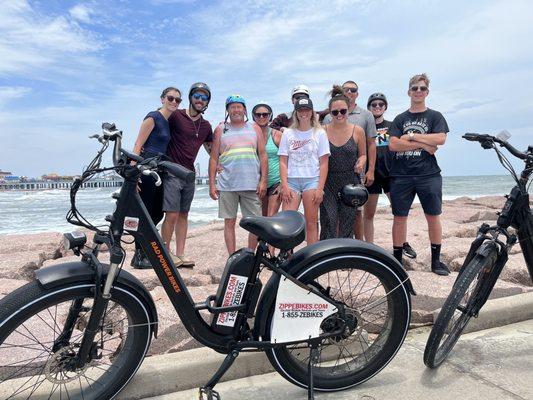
[0,280,152,399]
[424,248,498,368]
[265,254,411,391]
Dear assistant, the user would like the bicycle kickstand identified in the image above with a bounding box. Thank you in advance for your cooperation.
[307,343,320,400]
[199,350,239,400]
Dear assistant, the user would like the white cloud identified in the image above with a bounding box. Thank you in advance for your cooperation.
[0,0,103,77]
[69,4,94,24]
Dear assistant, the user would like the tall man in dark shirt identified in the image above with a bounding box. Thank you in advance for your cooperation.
[388,74,450,275]
[162,82,213,268]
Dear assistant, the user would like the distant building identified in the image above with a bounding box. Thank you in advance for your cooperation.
[0,170,13,179]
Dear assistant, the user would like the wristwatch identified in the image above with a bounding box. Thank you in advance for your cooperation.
[408,132,415,141]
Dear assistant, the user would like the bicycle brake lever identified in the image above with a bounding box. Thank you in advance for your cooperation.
[142,169,162,186]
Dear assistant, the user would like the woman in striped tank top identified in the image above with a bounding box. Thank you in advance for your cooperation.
[208,95,268,254]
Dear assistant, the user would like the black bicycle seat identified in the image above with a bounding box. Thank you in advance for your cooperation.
[240,210,306,250]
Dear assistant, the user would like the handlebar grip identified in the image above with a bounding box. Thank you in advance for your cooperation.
[462,133,491,141]
[159,161,195,184]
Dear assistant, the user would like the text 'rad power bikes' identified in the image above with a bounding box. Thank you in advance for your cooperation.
[0,124,415,400]
[424,131,533,368]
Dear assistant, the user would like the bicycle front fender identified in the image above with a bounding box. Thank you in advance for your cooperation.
[253,238,415,340]
[36,260,159,338]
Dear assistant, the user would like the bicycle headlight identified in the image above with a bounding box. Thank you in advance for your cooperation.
[62,231,87,250]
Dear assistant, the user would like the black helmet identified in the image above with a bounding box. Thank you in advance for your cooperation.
[252,101,273,121]
[189,82,211,101]
[338,184,369,207]
[367,92,388,109]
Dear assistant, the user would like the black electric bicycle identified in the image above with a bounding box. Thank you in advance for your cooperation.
[424,132,533,368]
[0,124,415,400]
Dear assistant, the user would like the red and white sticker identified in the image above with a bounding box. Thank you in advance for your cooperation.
[123,217,140,231]
[216,274,248,327]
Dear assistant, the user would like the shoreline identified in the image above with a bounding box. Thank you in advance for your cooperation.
[0,193,509,236]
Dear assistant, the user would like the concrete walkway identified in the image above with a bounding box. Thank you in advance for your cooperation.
[144,319,533,400]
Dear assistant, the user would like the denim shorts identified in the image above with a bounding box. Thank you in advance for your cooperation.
[287,177,319,193]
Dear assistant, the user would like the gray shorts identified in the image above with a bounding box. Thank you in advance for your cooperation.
[162,174,195,213]
[219,191,261,219]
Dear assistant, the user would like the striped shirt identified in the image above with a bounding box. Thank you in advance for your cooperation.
[217,122,260,191]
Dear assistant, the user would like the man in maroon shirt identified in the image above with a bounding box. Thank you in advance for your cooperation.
[161,82,213,267]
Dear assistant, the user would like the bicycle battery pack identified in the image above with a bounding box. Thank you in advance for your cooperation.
[211,248,255,335]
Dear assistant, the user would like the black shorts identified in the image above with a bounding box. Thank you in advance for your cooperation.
[367,172,390,195]
[267,182,280,196]
[390,174,442,217]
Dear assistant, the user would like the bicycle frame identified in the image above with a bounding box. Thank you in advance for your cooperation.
[109,166,250,352]
[458,179,533,315]
[96,165,345,354]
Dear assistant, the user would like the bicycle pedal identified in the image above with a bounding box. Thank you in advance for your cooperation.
[199,387,221,400]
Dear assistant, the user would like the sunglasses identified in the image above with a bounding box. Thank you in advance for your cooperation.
[331,109,348,116]
[254,112,271,119]
[166,96,182,104]
[370,102,386,108]
[410,86,428,92]
[192,92,209,101]
[343,87,358,93]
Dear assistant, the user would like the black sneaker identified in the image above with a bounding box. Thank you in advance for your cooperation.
[131,251,152,270]
[403,242,417,259]
[431,261,450,276]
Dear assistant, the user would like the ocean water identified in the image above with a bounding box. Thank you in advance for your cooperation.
[0,175,518,235]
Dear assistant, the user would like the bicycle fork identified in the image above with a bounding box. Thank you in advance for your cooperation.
[71,245,124,369]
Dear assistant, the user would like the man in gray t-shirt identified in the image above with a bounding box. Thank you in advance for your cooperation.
[323,80,377,240]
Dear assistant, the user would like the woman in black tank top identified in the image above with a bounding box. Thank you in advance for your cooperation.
[320,88,367,240]
[130,87,182,269]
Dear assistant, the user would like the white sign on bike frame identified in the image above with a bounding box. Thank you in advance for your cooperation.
[270,277,338,343]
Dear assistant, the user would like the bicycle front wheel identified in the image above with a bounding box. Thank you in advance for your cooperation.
[424,248,498,368]
[0,280,152,399]
[265,254,411,391]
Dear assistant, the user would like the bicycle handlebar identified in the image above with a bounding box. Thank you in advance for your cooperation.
[159,160,196,183]
[462,132,528,160]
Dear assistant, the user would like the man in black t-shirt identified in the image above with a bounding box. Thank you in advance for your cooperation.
[388,74,450,276]
[363,93,417,260]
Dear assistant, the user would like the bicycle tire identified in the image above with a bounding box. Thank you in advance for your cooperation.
[423,248,498,368]
[0,279,152,399]
[264,254,411,391]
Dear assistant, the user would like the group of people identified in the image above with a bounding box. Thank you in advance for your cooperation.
[132,73,451,276]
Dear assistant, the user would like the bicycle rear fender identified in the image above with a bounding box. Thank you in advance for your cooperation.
[35,261,158,337]
[253,238,415,340]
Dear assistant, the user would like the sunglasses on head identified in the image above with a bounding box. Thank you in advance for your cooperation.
[370,102,386,108]
[343,87,358,93]
[166,95,182,104]
[410,86,428,92]
[254,112,271,119]
[192,92,209,101]
[331,108,348,116]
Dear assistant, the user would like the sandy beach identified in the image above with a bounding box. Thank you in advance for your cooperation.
[1,195,531,356]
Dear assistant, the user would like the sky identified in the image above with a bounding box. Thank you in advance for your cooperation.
[1,0,532,178]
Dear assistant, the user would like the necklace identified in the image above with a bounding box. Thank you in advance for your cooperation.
[192,118,202,138]
[187,109,202,138]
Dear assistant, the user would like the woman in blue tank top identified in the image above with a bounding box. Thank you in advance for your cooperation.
[130,87,182,269]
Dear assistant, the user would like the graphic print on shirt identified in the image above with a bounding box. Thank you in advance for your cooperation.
[289,137,314,165]
[395,118,429,160]
[375,126,390,147]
